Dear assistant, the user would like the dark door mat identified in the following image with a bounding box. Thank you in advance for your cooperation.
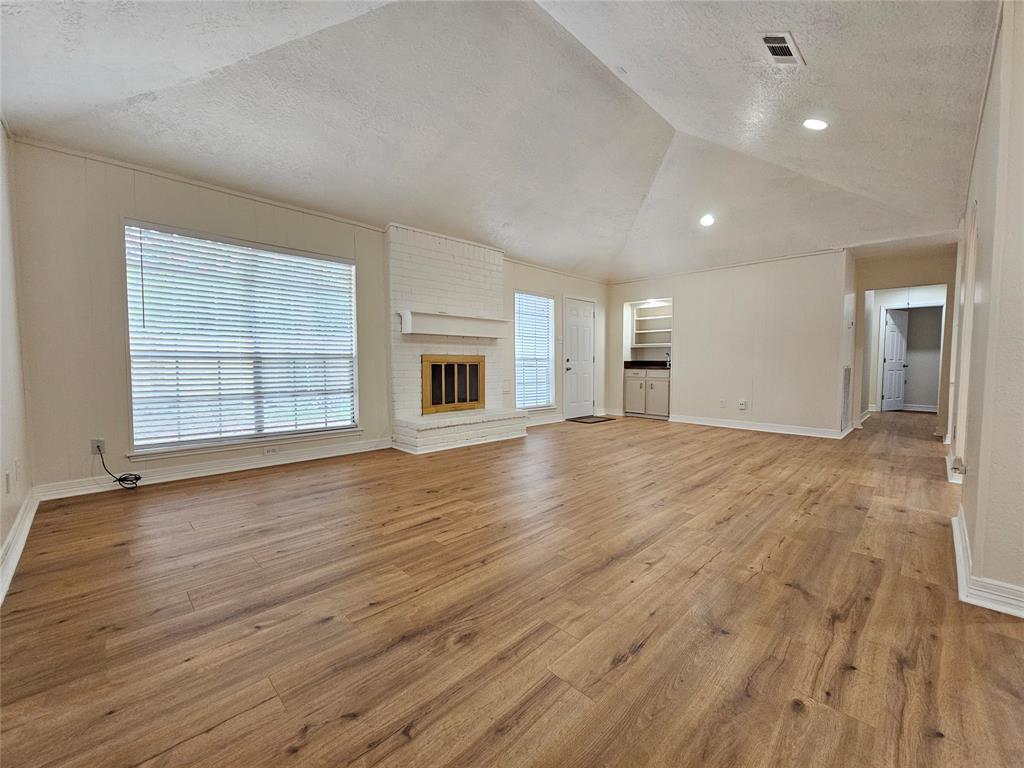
[566,415,615,424]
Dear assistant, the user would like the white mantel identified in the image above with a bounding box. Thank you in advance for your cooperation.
[397,310,510,338]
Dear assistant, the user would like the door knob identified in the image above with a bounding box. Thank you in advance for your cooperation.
[566,367,573,372]
[903,364,909,368]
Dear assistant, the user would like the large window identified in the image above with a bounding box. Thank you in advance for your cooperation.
[124,223,357,450]
[514,291,555,409]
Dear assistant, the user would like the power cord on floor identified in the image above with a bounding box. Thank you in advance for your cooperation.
[97,446,142,489]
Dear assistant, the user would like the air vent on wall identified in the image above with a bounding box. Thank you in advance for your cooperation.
[762,32,805,65]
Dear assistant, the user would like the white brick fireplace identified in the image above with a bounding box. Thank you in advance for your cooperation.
[387,224,526,453]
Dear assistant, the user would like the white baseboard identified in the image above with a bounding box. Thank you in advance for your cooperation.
[952,509,1024,619]
[668,415,850,440]
[526,409,565,427]
[604,409,624,417]
[902,404,939,413]
[859,410,871,425]
[945,452,964,485]
[869,405,880,412]
[33,436,394,501]
[1,491,40,603]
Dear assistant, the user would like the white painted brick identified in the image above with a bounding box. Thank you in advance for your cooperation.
[386,224,512,451]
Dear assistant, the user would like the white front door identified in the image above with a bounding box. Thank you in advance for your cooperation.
[563,298,595,419]
[882,309,908,411]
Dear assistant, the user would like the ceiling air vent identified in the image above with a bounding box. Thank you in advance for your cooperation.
[761,32,805,65]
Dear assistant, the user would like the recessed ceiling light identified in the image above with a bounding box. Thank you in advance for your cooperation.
[803,118,828,131]
[700,213,715,227]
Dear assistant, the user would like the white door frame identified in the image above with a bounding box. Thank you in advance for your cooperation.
[952,201,978,460]
[563,297,595,419]
[873,294,947,410]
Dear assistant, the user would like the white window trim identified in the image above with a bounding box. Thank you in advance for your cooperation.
[121,218,360,454]
[514,290,556,411]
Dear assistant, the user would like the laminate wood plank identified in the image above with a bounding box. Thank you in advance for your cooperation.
[1,412,1021,767]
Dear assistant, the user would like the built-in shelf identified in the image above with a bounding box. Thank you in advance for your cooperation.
[398,310,510,338]
[632,302,672,348]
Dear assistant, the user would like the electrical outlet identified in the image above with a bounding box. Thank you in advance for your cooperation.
[738,399,748,411]
[262,445,280,456]
[90,439,106,455]
[719,399,726,409]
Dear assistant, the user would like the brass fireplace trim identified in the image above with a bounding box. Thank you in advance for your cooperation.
[421,355,485,415]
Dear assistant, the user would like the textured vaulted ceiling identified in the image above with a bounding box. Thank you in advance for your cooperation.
[1,1,998,281]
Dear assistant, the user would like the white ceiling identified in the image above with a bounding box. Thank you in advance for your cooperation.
[1,1,997,281]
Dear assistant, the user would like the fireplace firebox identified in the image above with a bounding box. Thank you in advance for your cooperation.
[421,355,485,415]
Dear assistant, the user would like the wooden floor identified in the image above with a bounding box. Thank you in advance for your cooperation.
[2,413,1022,767]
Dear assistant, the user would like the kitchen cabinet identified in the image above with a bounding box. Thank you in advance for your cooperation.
[623,368,670,419]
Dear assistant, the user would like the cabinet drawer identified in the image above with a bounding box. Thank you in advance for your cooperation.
[645,369,670,380]
[624,369,647,379]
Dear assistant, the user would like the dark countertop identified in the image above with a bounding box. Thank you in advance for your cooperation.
[623,361,670,369]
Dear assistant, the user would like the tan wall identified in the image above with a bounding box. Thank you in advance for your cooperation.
[954,2,1024,588]
[1,134,32,544]
[11,141,392,488]
[502,260,607,419]
[904,306,943,410]
[851,244,957,436]
[605,250,848,433]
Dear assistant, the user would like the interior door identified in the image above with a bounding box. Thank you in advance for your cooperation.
[882,309,908,411]
[564,298,595,419]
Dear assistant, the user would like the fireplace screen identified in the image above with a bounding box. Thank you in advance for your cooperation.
[421,355,485,414]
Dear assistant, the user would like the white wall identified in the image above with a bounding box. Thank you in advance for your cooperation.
[904,306,942,411]
[953,1,1024,592]
[8,140,611,496]
[11,142,392,491]
[605,250,849,435]
[1,134,31,544]
[502,260,607,421]
[860,290,875,415]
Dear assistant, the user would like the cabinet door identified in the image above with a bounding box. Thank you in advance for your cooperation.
[646,379,669,416]
[624,378,647,413]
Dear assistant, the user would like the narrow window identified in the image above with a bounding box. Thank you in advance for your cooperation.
[514,292,555,409]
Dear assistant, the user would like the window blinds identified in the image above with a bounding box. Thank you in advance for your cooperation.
[124,224,357,449]
[514,292,555,409]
